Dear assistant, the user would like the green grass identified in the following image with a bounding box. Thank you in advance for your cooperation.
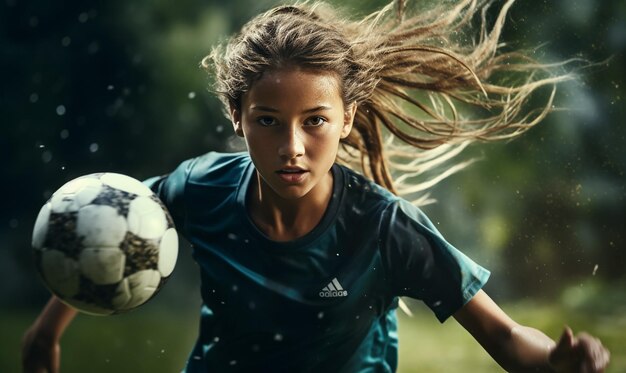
[2,306,199,373]
[397,300,626,372]
[4,299,624,372]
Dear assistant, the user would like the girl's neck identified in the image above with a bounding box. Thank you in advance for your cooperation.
[247,170,334,242]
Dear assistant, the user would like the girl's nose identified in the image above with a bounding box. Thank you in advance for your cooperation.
[278,126,305,159]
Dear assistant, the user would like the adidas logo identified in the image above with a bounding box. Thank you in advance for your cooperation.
[319,278,348,298]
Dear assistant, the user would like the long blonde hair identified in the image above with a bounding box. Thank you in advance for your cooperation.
[203,0,569,204]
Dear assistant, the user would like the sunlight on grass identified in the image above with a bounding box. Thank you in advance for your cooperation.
[397,304,504,372]
[397,299,625,373]
[4,297,624,372]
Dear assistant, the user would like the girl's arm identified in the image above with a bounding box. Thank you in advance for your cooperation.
[453,290,610,372]
[22,296,78,373]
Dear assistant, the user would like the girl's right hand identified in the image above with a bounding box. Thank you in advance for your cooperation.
[549,326,610,373]
[21,323,61,373]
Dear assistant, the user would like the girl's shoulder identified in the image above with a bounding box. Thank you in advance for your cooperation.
[336,164,401,223]
[337,164,441,235]
[337,164,397,202]
[186,151,251,187]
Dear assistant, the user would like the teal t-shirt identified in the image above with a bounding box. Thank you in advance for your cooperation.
[145,151,490,372]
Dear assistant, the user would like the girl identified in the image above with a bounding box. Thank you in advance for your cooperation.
[23,0,610,372]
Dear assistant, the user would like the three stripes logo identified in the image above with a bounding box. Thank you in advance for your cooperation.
[319,277,348,298]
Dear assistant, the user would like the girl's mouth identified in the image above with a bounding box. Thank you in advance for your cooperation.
[276,169,308,182]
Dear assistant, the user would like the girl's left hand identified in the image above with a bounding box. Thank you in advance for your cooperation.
[549,326,610,372]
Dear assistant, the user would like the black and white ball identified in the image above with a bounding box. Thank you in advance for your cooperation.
[31,173,178,315]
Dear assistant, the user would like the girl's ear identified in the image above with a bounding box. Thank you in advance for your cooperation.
[341,101,357,139]
[229,102,244,137]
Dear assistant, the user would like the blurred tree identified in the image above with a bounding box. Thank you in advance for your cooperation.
[1,0,624,309]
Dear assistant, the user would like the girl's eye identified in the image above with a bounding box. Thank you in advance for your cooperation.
[305,116,327,126]
[257,117,277,126]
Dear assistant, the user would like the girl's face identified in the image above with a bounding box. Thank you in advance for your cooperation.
[231,68,355,201]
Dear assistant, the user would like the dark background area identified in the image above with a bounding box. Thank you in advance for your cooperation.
[1,0,624,371]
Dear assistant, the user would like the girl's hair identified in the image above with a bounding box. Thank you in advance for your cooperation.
[203,0,570,205]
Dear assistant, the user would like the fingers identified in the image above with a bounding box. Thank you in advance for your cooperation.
[556,325,575,350]
[576,332,610,373]
[550,327,610,373]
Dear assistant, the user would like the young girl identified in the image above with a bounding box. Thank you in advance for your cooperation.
[23,1,610,372]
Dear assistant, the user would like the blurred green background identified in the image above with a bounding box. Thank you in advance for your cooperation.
[1,0,624,371]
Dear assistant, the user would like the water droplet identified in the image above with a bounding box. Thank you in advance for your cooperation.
[61,36,71,47]
[592,264,599,276]
[29,93,39,103]
[252,344,260,352]
[160,349,165,354]
[317,312,324,319]
[193,355,202,360]
[60,129,69,139]
[61,166,66,170]
[351,206,363,215]
[274,333,283,341]
[216,125,224,133]
[87,41,99,54]
[229,360,237,366]
[56,105,66,116]
[227,233,237,240]
[9,219,18,228]
[188,92,196,99]
[89,143,99,153]
[248,301,256,310]
[213,337,220,342]
[78,12,89,23]
[38,144,45,148]
[42,151,52,163]
[432,300,442,307]
[232,285,238,292]
[107,85,114,91]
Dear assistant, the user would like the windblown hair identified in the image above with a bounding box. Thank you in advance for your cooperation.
[203,0,569,205]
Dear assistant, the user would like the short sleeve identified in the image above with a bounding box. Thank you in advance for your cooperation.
[143,157,196,231]
[381,199,490,323]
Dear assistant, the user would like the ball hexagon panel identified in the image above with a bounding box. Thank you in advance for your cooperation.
[127,196,167,239]
[77,205,128,247]
[79,247,126,285]
[158,228,178,277]
[40,250,80,298]
[116,269,161,310]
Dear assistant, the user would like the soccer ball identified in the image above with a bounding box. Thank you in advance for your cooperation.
[31,173,178,316]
